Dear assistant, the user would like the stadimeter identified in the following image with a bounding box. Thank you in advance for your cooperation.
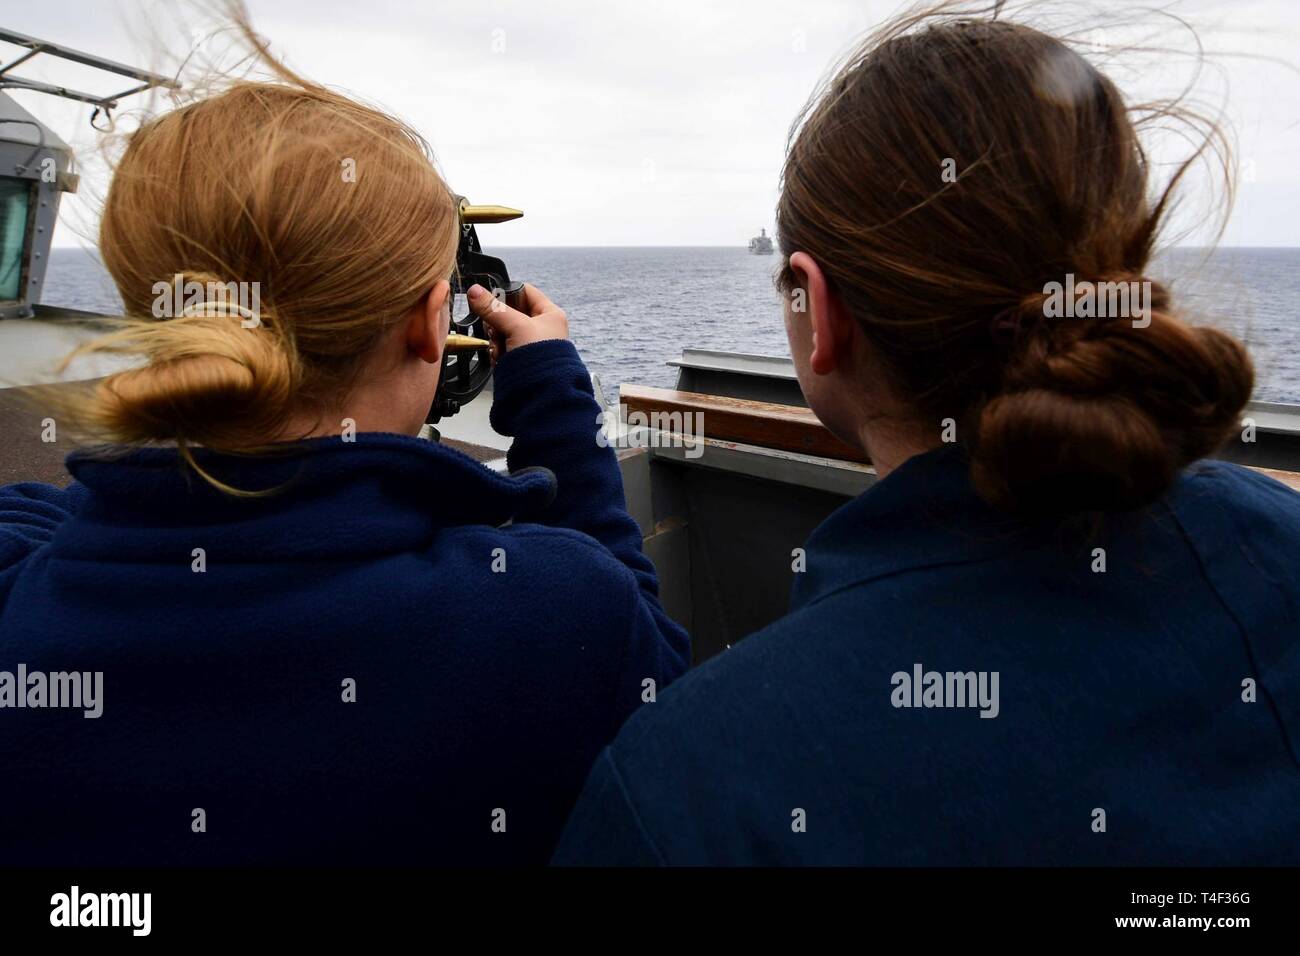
[427,198,525,423]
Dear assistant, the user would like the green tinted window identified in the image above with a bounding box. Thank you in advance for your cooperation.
[0,177,32,302]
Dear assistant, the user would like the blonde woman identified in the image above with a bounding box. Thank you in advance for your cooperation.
[0,36,687,865]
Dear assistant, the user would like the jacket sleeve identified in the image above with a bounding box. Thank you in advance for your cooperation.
[0,480,84,576]
[490,338,691,692]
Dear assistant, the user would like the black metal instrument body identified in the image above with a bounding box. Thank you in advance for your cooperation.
[427,200,525,423]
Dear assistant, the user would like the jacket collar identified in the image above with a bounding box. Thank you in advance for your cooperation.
[59,433,556,563]
[791,444,1044,609]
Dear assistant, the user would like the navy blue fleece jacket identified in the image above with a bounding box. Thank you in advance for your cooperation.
[554,446,1300,865]
[0,338,688,865]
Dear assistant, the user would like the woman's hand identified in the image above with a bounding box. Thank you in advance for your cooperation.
[466,283,568,361]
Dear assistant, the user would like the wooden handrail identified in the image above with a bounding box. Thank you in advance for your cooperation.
[619,384,870,463]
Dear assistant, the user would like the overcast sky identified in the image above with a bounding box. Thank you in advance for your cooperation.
[6,0,1299,248]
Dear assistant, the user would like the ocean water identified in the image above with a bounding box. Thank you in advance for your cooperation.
[39,245,1300,402]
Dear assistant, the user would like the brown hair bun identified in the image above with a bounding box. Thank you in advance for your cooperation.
[972,290,1253,514]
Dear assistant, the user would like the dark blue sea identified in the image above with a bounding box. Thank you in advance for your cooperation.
[41,246,1300,403]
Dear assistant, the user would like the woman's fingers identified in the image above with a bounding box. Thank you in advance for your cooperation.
[466,284,526,337]
[466,282,568,353]
[517,282,557,317]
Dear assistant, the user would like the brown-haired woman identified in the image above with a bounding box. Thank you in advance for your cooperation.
[0,25,687,864]
[556,10,1300,864]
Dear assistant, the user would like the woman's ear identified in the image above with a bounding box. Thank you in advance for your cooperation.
[406,280,451,365]
[788,252,855,376]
